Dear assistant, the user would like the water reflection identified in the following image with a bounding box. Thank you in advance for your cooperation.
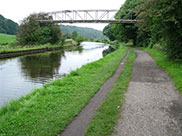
[19,51,63,83]
[0,42,108,107]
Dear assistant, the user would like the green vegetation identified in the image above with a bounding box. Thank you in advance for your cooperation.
[0,14,19,35]
[17,13,62,45]
[0,33,78,54]
[137,0,182,60]
[64,39,78,46]
[69,31,84,44]
[0,42,78,54]
[0,14,86,55]
[0,46,128,136]
[0,14,80,55]
[84,49,136,136]
[103,24,115,41]
[60,24,105,39]
[0,14,105,55]
[103,0,139,45]
[103,0,182,60]
[0,33,16,45]
[144,48,182,93]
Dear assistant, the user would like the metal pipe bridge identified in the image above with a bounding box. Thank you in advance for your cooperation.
[39,10,137,24]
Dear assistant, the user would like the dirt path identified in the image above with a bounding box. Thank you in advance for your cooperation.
[114,49,182,136]
[59,49,130,136]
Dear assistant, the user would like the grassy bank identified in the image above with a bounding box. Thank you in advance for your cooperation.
[144,48,182,93]
[0,46,128,136]
[84,49,136,136]
[0,33,16,45]
[0,42,78,54]
[0,33,78,54]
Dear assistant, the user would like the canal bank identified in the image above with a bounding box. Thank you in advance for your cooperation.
[0,46,128,136]
[0,43,78,59]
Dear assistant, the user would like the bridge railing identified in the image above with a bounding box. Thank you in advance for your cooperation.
[38,10,137,24]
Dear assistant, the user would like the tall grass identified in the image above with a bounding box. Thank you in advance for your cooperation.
[0,33,16,48]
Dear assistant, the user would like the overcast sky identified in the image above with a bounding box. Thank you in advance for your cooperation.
[0,0,125,30]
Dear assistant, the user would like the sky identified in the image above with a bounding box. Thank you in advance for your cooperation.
[0,0,125,30]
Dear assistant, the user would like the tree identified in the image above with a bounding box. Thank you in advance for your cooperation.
[137,0,182,60]
[71,31,78,40]
[75,35,84,44]
[16,13,62,45]
[103,0,140,45]
[103,24,115,41]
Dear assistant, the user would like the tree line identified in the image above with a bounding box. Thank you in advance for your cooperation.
[103,0,182,60]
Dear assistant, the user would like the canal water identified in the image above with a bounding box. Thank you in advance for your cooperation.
[0,42,108,107]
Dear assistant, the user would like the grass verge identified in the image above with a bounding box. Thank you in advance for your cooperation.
[0,33,16,45]
[0,46,128,136]
[0,43,78,54]
[144,48,182,93]
[0,33,78,54]
[84,48,136,136]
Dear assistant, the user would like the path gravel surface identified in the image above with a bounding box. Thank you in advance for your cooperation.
[114,49,182,136]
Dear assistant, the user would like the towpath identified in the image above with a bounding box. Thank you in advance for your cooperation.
[59,49,130,136]
[114,49,182,136]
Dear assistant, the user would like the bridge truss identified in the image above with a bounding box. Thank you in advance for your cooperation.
[39,10,137,24]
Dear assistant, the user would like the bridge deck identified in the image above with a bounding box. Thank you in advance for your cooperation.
[39,19,137,24]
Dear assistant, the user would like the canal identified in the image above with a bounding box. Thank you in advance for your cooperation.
[0,42,108,107]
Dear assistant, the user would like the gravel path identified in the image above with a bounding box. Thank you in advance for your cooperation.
[59,49,129,136]
[114,49,182,136]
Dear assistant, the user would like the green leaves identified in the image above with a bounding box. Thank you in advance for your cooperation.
[105,0,182,60]
[103,0,139,45]
[137,0,182,60]
[16,14,62,46]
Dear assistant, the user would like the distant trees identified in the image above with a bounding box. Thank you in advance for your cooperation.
[62,30,84,44]
[16,13,62,45]
[60,24,105,39]
[75,35,84,44]
[71,31,78,40]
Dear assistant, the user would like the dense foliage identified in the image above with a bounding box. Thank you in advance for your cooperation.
[103,0,139,45]
[103,24,115,41]
[17,14,62,45]
[60,24,105,39]
[0,14,19,35]
[104,0,182,60]
[137,0,182,60]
